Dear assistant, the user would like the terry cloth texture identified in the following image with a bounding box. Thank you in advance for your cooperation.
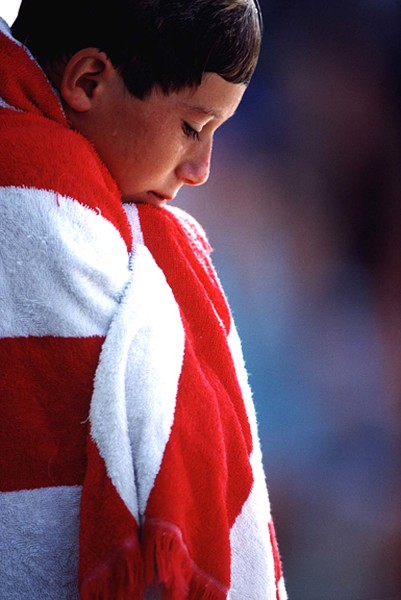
[0,17,286,600]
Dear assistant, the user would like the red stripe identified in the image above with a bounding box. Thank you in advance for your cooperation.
[79,438,144,599]
[137,205,254,587]
[268,520,284,599]
[139,205,231,334]
[0,30,65,123]
[139,206,253,455]
[145,341,254,589]
[0,336,104,491]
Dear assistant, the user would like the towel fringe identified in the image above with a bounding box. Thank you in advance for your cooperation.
[143,521,227,600]
[80,537,144,600]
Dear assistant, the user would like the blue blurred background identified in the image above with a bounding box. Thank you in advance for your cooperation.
[2,1,401,598]
[177,2,401,598]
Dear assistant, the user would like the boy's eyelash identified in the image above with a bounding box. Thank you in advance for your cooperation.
[182,122,200,141]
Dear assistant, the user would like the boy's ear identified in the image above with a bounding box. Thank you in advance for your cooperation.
[59,48,112,112]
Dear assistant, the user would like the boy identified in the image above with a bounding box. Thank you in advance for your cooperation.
[0,0,286,598]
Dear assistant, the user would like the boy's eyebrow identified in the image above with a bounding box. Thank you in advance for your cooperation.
[181,102,225,120]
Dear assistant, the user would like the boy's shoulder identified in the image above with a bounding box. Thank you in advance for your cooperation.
[0,106,131,244]
[0,106,118,202]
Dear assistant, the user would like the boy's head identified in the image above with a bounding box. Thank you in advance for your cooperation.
[12,0,262,97]
[12,0,262,205]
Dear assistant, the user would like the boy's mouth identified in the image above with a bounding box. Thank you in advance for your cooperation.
[135,190,172,206]
[151,191,165,200]
[130,191,174,206]
[150,191,173,201]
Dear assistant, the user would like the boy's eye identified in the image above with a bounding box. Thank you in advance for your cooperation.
[182,121,201,141]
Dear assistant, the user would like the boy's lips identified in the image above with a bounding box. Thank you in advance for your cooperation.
[133,190,174,207]
[150,191,173,201]
[127,190,176,206]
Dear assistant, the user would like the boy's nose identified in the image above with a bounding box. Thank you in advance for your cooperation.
[176,142,212,187]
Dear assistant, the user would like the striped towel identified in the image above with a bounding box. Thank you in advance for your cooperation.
[0,17,286,600]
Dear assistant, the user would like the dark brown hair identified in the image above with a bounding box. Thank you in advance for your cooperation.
[12,0,263,98]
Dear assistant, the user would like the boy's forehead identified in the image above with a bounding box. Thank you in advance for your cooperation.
[175,74,246,121]
[180,104,224,120]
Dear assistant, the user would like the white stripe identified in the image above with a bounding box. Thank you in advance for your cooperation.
[90,204,185,519]
[227,323,286,598]
[0,186,130,337]
[127,201,145,245]
[278,576,288,600]
[229,479,277,599]
[0,485,81,600]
